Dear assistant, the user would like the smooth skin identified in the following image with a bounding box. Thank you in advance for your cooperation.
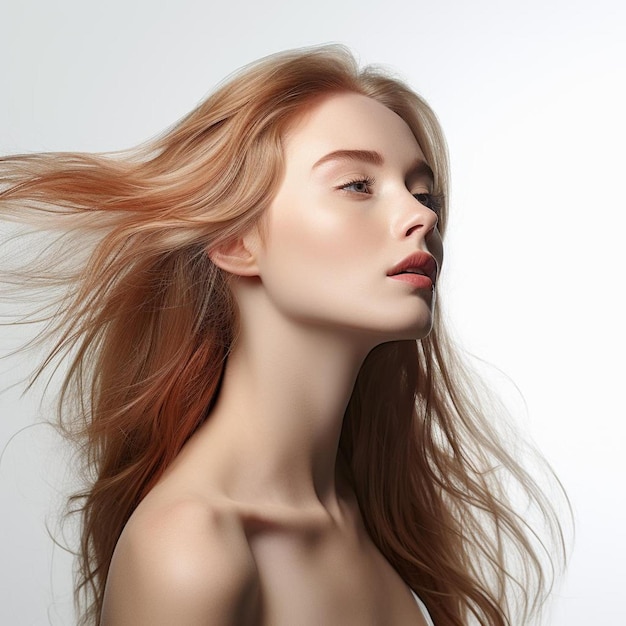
[101,92,442,626]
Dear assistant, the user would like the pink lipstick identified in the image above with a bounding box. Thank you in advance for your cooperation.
[387,251,438,288]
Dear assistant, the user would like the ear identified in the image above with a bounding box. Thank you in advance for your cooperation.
[208,231,261,277]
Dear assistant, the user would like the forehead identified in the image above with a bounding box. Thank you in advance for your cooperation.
[283,92,425,168]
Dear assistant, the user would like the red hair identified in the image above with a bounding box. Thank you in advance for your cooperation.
[0,45,569,625]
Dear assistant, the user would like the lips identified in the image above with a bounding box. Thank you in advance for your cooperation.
[387,251,438,286]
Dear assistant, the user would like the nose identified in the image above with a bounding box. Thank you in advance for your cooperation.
[392,190,440,240]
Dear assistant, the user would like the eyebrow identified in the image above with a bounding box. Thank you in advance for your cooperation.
[312,149,384,169]
[311,148,435,182]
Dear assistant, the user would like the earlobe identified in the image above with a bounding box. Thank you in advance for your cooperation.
[208,233,260,277]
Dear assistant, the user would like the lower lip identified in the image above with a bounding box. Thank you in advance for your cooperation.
[389,274,433,289]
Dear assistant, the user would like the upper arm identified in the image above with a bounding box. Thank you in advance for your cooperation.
[101,500,260,626]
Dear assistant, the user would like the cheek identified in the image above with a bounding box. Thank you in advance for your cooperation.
[268,194,374,266]
[429,233,444,272]
[258,199,381,312]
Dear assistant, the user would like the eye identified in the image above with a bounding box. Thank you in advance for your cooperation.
[338,177,375,194]
[413,192,444,215]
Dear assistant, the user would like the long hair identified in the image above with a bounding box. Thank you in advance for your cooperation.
[0,45,569,625]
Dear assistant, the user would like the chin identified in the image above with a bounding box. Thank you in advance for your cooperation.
[358,317,434,346]
[394,324,434,342]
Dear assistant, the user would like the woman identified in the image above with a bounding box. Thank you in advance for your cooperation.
[0,45,568,625]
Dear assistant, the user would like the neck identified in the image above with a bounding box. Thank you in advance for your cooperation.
[198,318,374,519]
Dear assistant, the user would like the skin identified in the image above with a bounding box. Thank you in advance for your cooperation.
[101,92,442,625]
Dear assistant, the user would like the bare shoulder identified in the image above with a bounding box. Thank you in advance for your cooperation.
[101,497,260,626]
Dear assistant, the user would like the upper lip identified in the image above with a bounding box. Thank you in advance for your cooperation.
[387,251,438,285]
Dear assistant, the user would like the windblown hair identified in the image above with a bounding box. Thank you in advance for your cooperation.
[0,45,568,625]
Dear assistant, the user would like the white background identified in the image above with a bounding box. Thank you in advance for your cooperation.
[1,0,624,624]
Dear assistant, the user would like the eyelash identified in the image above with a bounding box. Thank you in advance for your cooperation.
[338,177,444,215]
[414,192,444,215]
[339,176,376,195]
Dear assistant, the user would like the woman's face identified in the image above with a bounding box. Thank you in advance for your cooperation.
[251,92,444,342]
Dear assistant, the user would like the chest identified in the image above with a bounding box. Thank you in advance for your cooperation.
[248,524,431,626]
